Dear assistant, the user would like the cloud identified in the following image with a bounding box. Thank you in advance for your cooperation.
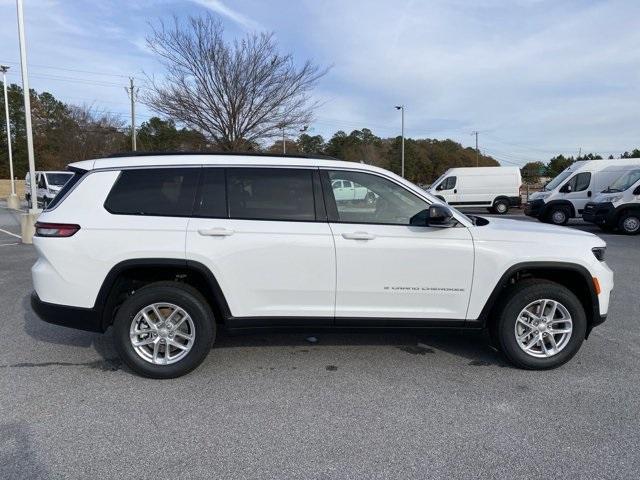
[191,0,261,30]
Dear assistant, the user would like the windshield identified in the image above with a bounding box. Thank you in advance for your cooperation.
[604,169,640,193]
[544,170,572,191]
[45,172,73,186]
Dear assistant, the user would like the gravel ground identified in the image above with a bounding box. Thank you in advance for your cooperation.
[1,206,639,479]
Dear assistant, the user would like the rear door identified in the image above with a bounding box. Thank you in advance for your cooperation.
[186,167,335,323]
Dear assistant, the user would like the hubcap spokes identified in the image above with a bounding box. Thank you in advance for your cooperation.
[624,217,639,232]
[515,299,572,358]
[130,303,195,365]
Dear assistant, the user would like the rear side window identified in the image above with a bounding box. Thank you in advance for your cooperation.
[227,168,316,221]
[44,169,87,211]
[105,168,199,217]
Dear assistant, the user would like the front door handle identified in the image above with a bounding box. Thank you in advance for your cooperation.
[198,227,234,237]
[454,189,457,194]
[342,231,376,240]
[587,191,592,197]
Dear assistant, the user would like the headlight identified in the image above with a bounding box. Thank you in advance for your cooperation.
[533,192,550,200]
[608,195,623,203]
[592,247,606,261]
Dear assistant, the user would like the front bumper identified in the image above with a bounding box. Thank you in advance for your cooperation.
[524,199,545,217]
[583,202,616,227]
[31,291,103,333]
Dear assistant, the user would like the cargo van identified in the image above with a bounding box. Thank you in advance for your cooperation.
[25,171,74,209]
[525,159,640,225]
[583,167,640,234]
[427,166,522,214]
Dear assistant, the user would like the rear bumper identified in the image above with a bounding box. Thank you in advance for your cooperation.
[30,291,103,333]
[524,199,545,217]
[583,202,616,227]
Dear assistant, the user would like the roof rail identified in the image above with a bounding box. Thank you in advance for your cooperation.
[103,151,339,161]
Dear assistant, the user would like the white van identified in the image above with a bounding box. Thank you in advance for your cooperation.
[583,167,640,234]
[427,166,522,214]
[525,159,640,225]
[25,171,74,208]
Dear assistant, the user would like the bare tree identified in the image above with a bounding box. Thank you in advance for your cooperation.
[143,15,328,151]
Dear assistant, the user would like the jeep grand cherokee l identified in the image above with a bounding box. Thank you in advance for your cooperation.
[31,153,613,378]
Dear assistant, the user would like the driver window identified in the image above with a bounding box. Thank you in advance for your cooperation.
[566,172,591,192]
[326,170,429,225]
[438,176,457,190]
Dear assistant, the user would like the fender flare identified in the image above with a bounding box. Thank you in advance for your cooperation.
[95,258,231,330]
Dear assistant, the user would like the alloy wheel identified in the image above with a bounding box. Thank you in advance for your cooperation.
[514,299,573,358]
[129,303,196,365]
[622,216,640,233]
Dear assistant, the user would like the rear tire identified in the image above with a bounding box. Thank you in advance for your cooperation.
[493,198,510,214]
[547,206,570,225]
[494,279,586,370]
[113,281,215,379]
[618,212,640,235]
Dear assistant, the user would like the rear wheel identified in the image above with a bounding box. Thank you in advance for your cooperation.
[494,280,586,369]
[493,198,510,214]
[618,212,640,235]
[547,206,570,225]
[113,281,215,379]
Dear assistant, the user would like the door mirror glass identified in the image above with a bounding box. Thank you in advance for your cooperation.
[410,205,455,227]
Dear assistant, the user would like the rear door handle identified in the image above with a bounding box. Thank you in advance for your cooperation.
[342,231,376,240]
[198,227,234,237]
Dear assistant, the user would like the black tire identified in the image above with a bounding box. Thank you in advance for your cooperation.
[547,206,570,225]
[494,279,586,370]
[617,212,640,235]
[113,281,216,379]
[493,198,510,214]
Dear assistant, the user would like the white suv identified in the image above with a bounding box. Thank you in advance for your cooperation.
[31,154,613,378]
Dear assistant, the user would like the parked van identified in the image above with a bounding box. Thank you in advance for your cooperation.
[25,171,74,208]
[583,168,640,234]
[427,166,522,214]
[525,159,640,225]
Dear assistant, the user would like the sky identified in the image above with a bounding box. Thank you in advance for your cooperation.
[0,0,639,165]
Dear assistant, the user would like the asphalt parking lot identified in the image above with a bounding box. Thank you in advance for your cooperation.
[1,205,639,479]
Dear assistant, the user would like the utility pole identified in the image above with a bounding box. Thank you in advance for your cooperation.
[16,0,38,221]
[577,147,581,159]
[282,126,286,154]
[125,77,138,151]
[395,105,405,177]
[1,65,18,209]
[471,131,479,166]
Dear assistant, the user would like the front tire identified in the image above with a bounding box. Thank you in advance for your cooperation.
[113,282,216,379]
[493,198,510,214]
[547,206,570,225]
[618,212,640,235]
[494,280,586,369]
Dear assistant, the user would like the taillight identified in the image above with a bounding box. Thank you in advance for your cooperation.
[34,222,80,237]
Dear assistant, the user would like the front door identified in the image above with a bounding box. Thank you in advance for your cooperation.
[322,169,474,324]
[186,167,335,323]
[562,171,592,214]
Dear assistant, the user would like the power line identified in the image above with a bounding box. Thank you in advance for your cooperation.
[0,59,142,80]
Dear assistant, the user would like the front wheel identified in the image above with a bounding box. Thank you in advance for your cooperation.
[494,280,586,369]
[547,206,570,225]
[493,199,510,214]
[113,281,216,379]
[618,212,640,235]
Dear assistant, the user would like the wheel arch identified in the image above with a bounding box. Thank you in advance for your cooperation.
[542,200,576,219]
[478,262,599,338]
[95,258,231,331]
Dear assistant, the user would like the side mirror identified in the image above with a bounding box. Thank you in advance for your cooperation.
[634,185,640,195]
[410,204,455,227]
[560,184,572,193]
[435,183,443,191]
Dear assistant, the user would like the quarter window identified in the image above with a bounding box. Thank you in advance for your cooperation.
[325,170,429,225]
[227,168,316,221]
[104,168,199,217]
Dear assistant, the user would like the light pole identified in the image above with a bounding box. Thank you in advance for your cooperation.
[1,65,18,209]
[395,105,405,177]
[16,0,39,243]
